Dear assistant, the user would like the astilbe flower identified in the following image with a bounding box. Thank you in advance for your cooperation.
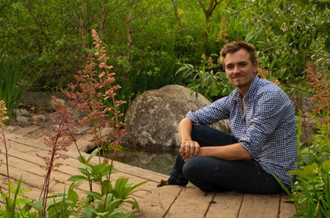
[305,61,330,119]
[38,96,78,214]
[61,29,126,167]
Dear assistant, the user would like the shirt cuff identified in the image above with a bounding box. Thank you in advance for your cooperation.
[186,110,201,125]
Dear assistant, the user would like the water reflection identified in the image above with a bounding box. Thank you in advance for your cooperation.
[111,148,179,175]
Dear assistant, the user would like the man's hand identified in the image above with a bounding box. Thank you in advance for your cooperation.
[179,140,200,162]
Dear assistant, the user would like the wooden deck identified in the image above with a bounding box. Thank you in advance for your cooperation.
[0,125,295,218]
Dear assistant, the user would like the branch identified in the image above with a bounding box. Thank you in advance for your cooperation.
[209,0,219,14]
[26,6,51,43]
[0,2,7,15]
[198,0,207,14]
[224,0,233,9]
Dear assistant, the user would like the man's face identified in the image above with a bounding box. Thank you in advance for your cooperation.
[224,48,258,94]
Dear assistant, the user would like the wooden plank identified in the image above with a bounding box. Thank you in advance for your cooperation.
[7,126,43,137]
[2,147,154,197]
[238,194,280,218]
[165,184,214,218]
[74,133,94,152]
[24,127,49,139]
[5,132,168,183]
[279,193,295,218]
[206,192,243,218]
[136,185,184,218]
[1,137,160,197]
[76,127,92,135]
[1,152,152,199]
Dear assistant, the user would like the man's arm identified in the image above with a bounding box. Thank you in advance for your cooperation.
[178,117,201,160]
[198,144,252,160]
[178,117,252,161]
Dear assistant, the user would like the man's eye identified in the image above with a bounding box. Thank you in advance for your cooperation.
[226,65,234,69]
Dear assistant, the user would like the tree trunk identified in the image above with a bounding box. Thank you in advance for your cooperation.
[79,2,86,49]
[126,1,133,56]
[171,0,183,29]
[198,0,221,45]
[99,0,109,41]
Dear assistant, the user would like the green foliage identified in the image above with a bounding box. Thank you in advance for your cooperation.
[69,148,149,211]
[288,113,330,217]
[289,160,330,218]
[1,0,329,101]
[0,178,35,218]
[245,0,330,87]
[176,54,234,101]
[0,29,148,217]
[0,58,40,120]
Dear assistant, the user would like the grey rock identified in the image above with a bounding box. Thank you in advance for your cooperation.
[124,85,230,148]
[31,114,47,124]
[50,98,67,111]
[16,108,30,117]
[16,116,30,127]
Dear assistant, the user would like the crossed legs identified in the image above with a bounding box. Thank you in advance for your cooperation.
[168,125,282,194]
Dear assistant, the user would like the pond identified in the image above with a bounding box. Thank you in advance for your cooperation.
[110,148,179,175]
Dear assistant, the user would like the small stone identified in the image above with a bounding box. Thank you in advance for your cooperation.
[31,114,47,124]
[50,98,67,111]
[16,108,30,117]
[16,116,30,127]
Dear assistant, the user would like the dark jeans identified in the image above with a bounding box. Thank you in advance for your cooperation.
[168,125,282,194]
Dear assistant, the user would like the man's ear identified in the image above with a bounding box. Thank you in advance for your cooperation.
[254,61,259,74]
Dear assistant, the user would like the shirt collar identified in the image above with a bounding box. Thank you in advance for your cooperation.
[244,76,260,102]
[232,76,260,101]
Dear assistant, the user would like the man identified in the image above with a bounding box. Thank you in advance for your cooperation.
[162,41,297,194]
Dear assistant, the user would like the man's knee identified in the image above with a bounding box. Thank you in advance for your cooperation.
[182,157,208,180]
[182,157,198,179]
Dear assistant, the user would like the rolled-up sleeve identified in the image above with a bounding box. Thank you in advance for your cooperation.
[186,96,231,125]
[239,91,287,158]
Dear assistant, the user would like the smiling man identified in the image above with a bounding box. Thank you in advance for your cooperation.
[162,41,297,194]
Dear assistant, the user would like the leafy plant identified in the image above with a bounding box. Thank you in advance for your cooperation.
[67,148,149,217]
[176,54,234,101]
[281,61,330,217]
[0,58,40,120]
[25,29,147,218]
[0,29,148,218]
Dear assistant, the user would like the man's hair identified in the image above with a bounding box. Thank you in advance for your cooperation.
[220,41,258,66]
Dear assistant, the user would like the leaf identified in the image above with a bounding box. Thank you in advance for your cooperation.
[109,207,135,218]
[290,163,318,179]
[86,191,103,200]
[269,58,277,70]
[102,180,113,194]
[68,175,88,182]
[325,37,330,52]
[81,207,96,218]
[77,155,87,164]
[27,201,43,212]
[115,178,129,193]
[68,187,79,205]
[87,148,101,162]
[321,159,330,170]
[274,25,284,35]
[78,167,91,177]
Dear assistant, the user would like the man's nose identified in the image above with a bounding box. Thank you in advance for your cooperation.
[233,65,240,73]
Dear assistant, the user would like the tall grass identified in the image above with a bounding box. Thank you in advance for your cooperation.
[0,58,40,120]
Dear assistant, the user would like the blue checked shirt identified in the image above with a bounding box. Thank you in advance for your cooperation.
[186,76,297,186]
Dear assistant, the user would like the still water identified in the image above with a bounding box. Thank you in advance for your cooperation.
[112,148,178,175]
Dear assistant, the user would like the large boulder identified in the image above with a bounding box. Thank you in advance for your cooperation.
[124,85,230,148]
